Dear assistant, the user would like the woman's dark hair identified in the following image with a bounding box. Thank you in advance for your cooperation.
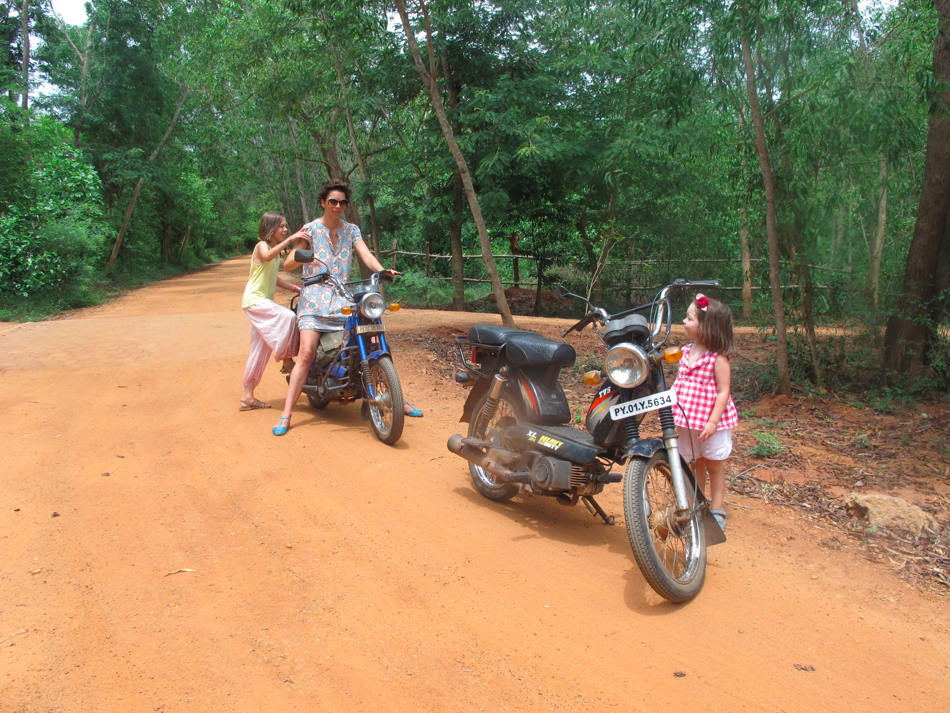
[318,179,351,203]
[695,296,735,356]
[258,211,285,245]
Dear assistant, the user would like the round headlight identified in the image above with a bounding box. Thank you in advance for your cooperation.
[360,292,385,319]
[604,343,648,388]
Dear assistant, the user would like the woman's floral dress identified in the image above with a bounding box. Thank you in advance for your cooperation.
[296,219,363,332]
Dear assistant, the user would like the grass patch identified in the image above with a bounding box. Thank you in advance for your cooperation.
[747,431,785,458]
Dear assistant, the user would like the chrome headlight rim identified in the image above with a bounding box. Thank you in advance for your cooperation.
[359,292,385,319]
[604,342,649,389]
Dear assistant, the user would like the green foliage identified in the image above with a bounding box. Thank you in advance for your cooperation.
[0,125,108,307]
[747,431,785,458]
[385,271,490,308]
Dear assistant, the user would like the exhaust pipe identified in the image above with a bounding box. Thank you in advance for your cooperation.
[447,434,525,484]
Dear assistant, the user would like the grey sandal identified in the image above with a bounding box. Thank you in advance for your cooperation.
[710,509,727,531]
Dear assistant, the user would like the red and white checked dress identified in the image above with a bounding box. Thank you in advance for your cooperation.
[671,344,738,431]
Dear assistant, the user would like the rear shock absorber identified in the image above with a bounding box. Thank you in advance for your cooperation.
[476,366,509,434]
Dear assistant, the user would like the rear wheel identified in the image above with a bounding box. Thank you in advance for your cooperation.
[623,451,706,602]
[467,391,521,502]
[367,357,404,445]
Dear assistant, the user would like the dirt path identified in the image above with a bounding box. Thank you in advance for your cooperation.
[1,257,947,712]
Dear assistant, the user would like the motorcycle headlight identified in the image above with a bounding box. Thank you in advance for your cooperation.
[359,292,385,319]
[604,343,649,388]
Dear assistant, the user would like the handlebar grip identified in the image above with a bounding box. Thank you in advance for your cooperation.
[689,280,720,287]
[379,272,395,283]
[302,272,328,287]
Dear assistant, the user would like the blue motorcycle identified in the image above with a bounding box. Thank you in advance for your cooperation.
[291,250,404,445]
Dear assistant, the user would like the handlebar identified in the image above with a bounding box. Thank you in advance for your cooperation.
[554,279,720,348]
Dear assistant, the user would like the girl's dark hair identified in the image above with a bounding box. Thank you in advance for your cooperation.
[696,296,735,356]
[258,211,285,244]
[318,179,351,203]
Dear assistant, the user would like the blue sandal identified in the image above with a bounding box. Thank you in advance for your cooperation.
[272,417,291,436]
[404,403,424,418]
[711,509,727,531]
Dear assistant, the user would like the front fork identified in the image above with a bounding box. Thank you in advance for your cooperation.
[653,368,692,517]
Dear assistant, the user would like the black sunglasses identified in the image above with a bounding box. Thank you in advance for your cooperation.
[325,198,350,207]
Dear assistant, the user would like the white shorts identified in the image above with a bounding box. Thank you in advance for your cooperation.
[675,426,733,462]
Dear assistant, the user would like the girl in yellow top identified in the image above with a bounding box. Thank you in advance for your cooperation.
[240,211,302,410]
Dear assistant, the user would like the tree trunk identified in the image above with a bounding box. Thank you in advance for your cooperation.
[510,233,520,290]
[534,254,544,316]
[441,45,469,310]
[742,31,791,395]
[739,207,753,321]
[20,0,29,113]
[178,223,192,265]
[394,0,514,327]
[106,88,190,275]
[868,156,887,310]
[286,117,310,223]
[58,17,95,148]
[330,44,380,260]
[883,0,950,384]
[450,171,466,310]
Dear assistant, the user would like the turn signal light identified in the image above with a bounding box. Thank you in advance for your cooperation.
[583,371,602,386]
[341,306,352,315]
[664,347,682,364]
[389,303,400,312]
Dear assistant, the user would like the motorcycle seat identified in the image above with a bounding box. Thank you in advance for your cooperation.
[467,324,534,345]
[505,333,576,367]
[467,324,575,368]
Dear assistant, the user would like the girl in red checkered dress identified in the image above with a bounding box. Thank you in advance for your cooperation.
[671,294,738,530]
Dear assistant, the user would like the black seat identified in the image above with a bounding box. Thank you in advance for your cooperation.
[468,323,576,368]
[505,333,576,367]
[467,324,533,345]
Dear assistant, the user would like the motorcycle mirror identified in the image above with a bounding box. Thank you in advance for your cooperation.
[553,285,575,306]
[294,249,315,263]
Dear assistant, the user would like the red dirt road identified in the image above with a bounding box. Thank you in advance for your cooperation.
[1,257,947,712]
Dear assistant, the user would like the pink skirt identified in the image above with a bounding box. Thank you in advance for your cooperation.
[242,299,299,389]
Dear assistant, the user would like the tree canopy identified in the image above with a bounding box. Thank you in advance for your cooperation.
[2,0,948,393]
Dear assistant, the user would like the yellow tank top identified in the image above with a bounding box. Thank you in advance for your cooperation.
[242,256,279,308]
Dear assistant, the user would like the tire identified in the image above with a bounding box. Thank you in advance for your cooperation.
[367,356,404,445]
[306,390,329,410]
[623,451,706,603]
[467,390,521,502]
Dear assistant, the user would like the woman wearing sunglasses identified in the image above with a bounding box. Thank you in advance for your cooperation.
[273,180,421,435]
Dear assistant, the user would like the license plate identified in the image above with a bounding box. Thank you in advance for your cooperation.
[356,324,386,334]
[609,389,677,421]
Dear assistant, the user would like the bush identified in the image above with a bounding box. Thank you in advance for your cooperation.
[385,271,490,308]
[0,141,108,307]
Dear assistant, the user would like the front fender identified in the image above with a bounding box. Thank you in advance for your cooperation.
[623,437,665,460]
[367,349,390,361]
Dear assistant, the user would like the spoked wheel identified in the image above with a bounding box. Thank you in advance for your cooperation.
[623,451,706,603]
[367,357,404,445]
[467,391,521,502]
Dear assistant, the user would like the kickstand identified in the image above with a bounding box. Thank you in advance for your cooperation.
[582,496,615,525]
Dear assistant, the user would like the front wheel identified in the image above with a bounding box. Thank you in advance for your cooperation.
[623,451,706,603]
[367,357,404,445]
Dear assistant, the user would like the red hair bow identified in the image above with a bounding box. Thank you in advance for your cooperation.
[696,294,709,311]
